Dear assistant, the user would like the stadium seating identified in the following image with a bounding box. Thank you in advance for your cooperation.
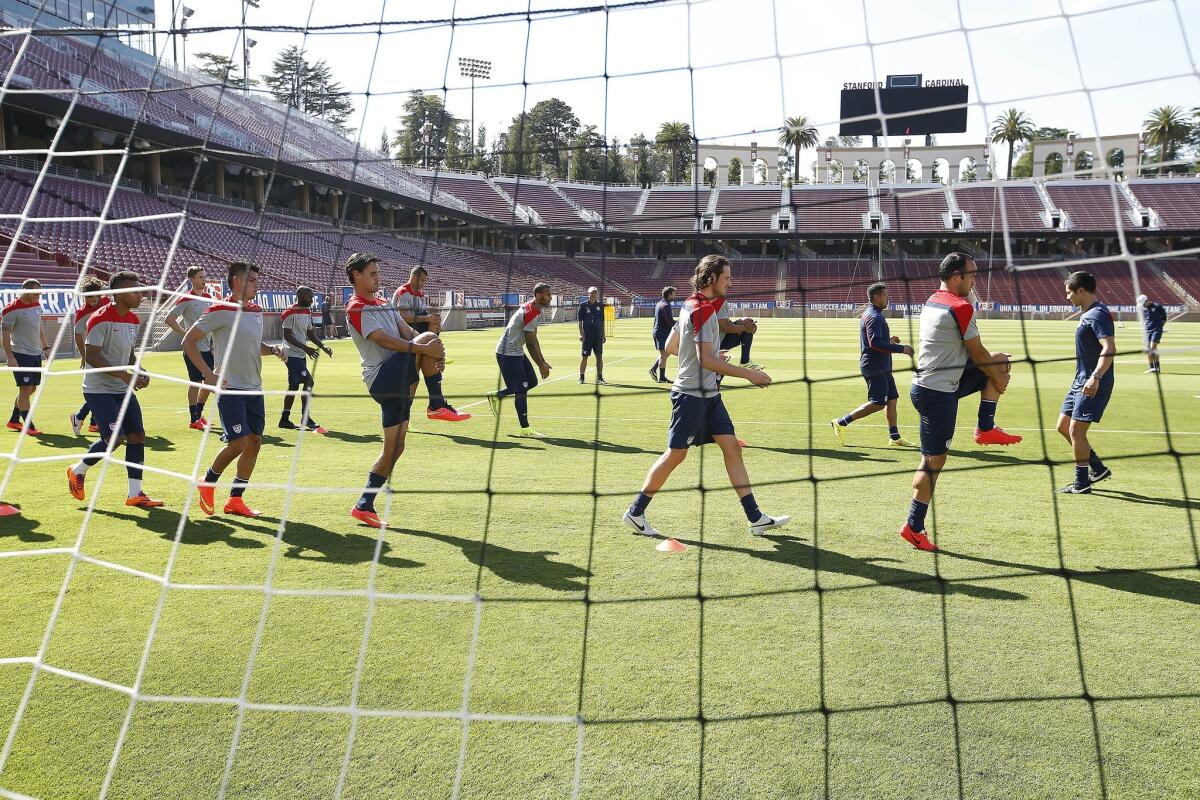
[492,178,587,228]
[791,187,869,233]
[952,185,1047,232]
[1156,259,1200,302]
[1127,179,1200,229]
[635,187,710,233]
[879,186,950,233]
[556,184,642,229]
[1046,182,1133,231]
[715,186,782,233]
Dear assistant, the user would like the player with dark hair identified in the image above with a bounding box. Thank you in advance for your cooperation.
[487,283,553,437]
[1057,271,1116,494]
[650,285,676,383]
[624,255,790,538]
[578,286,607,384]
[279,285,332,434]
[66,271,163,508]
[69,275,108,436]
[185,262,285,518]
[163,266,218,430]
[3,278,48,436]
[393,265,469,422]
[901,252,1022,551]
[1139,293,1166,373]
[832,282,915,447]
[345,253,445,528]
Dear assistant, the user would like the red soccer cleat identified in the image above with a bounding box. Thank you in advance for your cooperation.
[25,426,41,436]
[974,426,1022,446]
[197,483,216,516]
[6,421,38,435]
[900,523,938,551]
[427,406,471,422]
[126,493,165,508]
[66,466,85,501]
[188,419,208,431]
[6,421,21,432]
[223,497,261,518]
[88,424,99,433]
[351,507,385,528]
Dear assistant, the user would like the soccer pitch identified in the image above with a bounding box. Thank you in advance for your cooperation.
[2,315,1198,799]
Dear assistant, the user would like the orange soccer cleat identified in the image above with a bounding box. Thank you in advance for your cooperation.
[223,497,261,518]
[197,483,216,516]
[974,426,1022,446]
[87,424,99,433]
[427,406,471,422]
[67,466,85,501]
[351,507,385,528]
[900,523,938,552]
[188,419,209,431]
[126,493,165,508]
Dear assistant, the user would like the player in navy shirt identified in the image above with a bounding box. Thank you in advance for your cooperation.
[831,282,915,447]
[578,287,607,384]
[650,286,676,383]
[1138,293,1167,373]
[1058,272,1116,494]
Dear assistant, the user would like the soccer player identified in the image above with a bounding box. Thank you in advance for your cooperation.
[650,286,676,383]
[345,253,445,528]
[163,266,218,430]
[65,271,163,508]
[623,255,790,538]
[831,282,916,448]
[69,275,108,435]
[578,286,607,384]
[392,265,470,421]
[1057,271,1115,494]
[3,278,48,435]
[1139,293,1166,373]
[279,285,332,433]
[487,283,553,437]
[718,306,760,369]
[184,262,285,518]
[900,252,1022,551]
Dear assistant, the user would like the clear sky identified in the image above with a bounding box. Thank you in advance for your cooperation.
[153,0,1200,168]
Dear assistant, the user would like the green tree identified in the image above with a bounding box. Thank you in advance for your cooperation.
[989,108,1036,180]
[604,137,628,184]
[779,115,819,182]
[379,128,391,158]
[727,157,742,185]
[394,92,459,166]
[655,121,693,183]
[194,52,252,89]
[525,99,580,178]
[1010,126,1071,178]
[1143,105,1191,175]
[498,115,535,175]
[627,133,660,186]
[262,46,355,133]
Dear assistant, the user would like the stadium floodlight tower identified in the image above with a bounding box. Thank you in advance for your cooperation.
[241,0,260,94]
[172,5,194,70]
[458,57,492,159]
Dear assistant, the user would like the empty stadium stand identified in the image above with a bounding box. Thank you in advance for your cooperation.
[1127,179,1200,230]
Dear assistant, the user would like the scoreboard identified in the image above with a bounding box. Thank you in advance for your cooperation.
[839,75,968,136]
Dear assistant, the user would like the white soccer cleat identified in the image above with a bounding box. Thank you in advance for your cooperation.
[749,513,791,536]
[622,509,660,537]
[69,413,82,436]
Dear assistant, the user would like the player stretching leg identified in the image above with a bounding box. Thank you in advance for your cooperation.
[487,283,552,438]
[650,286,676,383]
[185,262,285,518]
[69,275,108,435]
[3,279,48,436]
[901,253,1022,551]
[1139,294,1166,373]
[623,256,790,539]
[832,282,916,448]
[345,253,445,528]
[162,266,218,430]
[279,285,332,434]
[66,272,163,508]
[718,308,760,369]
[578,286,607,384]
[392,265,469,422]
[1057,272,1116,494]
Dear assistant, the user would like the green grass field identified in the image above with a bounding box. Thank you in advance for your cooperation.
[1,315,1198,800]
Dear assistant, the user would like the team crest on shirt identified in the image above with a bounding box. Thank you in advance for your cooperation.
[945,438,953,449]
[232,424,243,434]
[19,376,28,384]
[109,423,117,432]
[687,436,695,445]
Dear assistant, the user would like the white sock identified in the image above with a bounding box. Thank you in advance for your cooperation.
[128,478,142,498]
[72,461,91,477]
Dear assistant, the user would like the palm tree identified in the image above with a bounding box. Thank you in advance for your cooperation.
[989,108,1035,180]
[1143,105,1189,176]
[655,121,692,183]
[779,115,820,182]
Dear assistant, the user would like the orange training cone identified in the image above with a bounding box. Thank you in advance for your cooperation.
[0,503,19,516]
[656,538,686,553]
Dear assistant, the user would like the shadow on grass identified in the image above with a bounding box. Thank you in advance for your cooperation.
[0,508,54,542]
[750,445,893,463]
[412,430,542,451]
[320,430,382,444]
[675,534,1027,601]
[1092,488,1199,511]
[537,436,659,455]
[91,507,265,549]
[401,528,589,593]
[28,433,177,452]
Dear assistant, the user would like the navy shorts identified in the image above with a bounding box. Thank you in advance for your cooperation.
[582,331,604,357]
[497,353,538,395]
[184,350,215,383]
[909,364,989,456]
[370,352,418,428]
[1145,329,1163,345]
[85,392,144,439]
[1061,380,1113,424]
[720,331,751,352]
[11,352,41,387]
[863,372,899,405]
[653,329,670,351]
[218,393,265,441]
[667,390,736,449]
[286,356,312,385]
